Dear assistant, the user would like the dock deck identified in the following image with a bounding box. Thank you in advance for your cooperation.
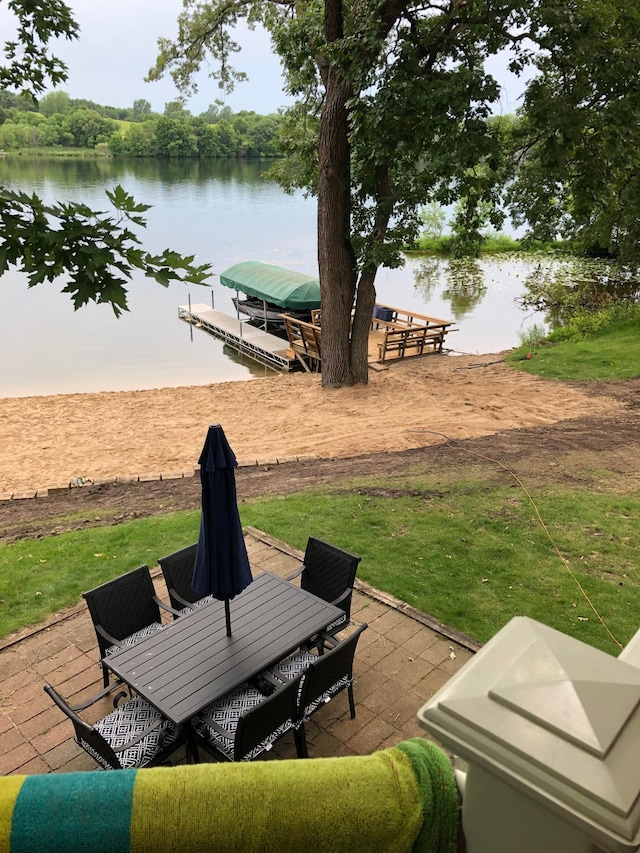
[179,304,296,371]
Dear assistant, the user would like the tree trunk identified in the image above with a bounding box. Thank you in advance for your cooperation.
[350,271,377,383]
[317,0,357,388]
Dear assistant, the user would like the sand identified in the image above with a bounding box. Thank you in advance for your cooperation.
[0,352,620,495]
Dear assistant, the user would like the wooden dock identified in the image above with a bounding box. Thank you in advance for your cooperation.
[178,304,296,371]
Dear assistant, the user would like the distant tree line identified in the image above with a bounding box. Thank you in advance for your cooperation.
[0,91,282,157]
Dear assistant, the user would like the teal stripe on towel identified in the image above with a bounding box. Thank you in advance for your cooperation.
[11,770,135,853]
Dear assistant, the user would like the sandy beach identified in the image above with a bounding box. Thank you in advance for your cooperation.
[0,353,620,495]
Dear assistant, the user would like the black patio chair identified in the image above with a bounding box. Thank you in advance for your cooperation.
[158,543,218,617]
[286,537,362,635]
[44,683,185,770]
[268,623,368,758]
[83,564,174,686]
[190,672,303,763]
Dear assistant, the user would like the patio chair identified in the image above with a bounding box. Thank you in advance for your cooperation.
[286,537,362,635]
[44,683,185,770]
[158,543,217,616]
[268,623,368,758]
[83,564,173,686]
[189,673,303,763]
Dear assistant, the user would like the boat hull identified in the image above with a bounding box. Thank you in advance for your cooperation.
[231,296,311,327]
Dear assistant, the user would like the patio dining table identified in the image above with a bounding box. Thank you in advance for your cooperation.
[104,571,343,726]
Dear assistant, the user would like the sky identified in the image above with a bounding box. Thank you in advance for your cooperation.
[1,0,290,115]
[1,0,531,116]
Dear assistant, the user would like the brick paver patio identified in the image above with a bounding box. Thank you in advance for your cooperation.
[0,528,478,774]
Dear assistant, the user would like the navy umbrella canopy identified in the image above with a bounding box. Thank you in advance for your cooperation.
[192,424,253,636]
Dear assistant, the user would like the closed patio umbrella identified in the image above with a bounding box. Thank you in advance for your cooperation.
[193,424,253,636]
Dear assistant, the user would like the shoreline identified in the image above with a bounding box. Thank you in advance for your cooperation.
[0,354,621,495]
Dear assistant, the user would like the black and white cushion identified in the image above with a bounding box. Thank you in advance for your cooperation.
[191,682,292,761]
[82,695,181,770]
[105,622,164,656]
[269,650,318,683]
[178,595,218,616]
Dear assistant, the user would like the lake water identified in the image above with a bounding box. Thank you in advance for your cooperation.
[0,157,546,398]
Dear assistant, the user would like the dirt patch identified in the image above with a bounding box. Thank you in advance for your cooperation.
[1,366,639,543]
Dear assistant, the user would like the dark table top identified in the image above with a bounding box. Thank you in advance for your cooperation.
[105,572,343,726]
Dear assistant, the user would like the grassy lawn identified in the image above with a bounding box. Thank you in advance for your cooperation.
[2,468,638,655]
[508,314,640,380]
[0,513,199,639]
[238,477,639,655]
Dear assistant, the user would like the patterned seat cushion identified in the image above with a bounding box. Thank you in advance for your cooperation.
[84,695,181,770]
[105,622,164,656]
[179,595,217,616]
[269,650,318,682]
[192,683,292,761]
[196,594,217,607]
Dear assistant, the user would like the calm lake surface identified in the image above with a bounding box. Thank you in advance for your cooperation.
[1,157,546,398]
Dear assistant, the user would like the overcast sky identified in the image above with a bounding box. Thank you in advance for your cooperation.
[1,0,530,115]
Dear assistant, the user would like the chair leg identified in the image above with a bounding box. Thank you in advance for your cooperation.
[348,682,356,719]
[187,732,200,765]
[294,725,308,759]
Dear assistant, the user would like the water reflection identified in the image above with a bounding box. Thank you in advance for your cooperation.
[0,156,272,192]
[221,343,279,379]
[413,257,488,320]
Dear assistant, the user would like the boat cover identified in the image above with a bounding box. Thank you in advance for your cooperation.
[219,261,321,309]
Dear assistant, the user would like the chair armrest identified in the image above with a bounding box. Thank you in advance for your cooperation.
[285,565,305,582]
[330,589,351,609]
[174,591,196,609]
[197,714,236,742]
[153,595,183,618]
[70,680,126,712]
[316,631,338,650]
[261,670,286,689]
[96,625,124,649]
[111,718,168,753]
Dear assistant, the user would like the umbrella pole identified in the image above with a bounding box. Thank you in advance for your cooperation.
[224,599,232,636]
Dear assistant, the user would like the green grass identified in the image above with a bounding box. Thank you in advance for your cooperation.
[507,315,640,379]
[6,147,112,158]
[410,233,557,256]
[0,513,199,638]
[238,482,640,654]
[2,474,638,657]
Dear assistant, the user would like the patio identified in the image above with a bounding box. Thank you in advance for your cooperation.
[0,528,478,775]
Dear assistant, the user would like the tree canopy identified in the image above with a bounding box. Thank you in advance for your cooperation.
[1,0,212,314]
[149,0,640,387]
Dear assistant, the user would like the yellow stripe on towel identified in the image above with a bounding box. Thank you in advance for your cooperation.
[131,748,424,853]
[0,777,27,853]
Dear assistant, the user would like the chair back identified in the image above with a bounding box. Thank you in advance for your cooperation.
[301,537,361,622]
[44,684,122,769]
[83,565,161,659]
[297,623,368,719]
[234,674,302,761]
[158,543,199,610]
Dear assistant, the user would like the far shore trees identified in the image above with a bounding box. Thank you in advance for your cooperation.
[0,0,212,314]
[150,0,640,388]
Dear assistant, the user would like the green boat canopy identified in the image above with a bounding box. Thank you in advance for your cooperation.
[219,261,321,310]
